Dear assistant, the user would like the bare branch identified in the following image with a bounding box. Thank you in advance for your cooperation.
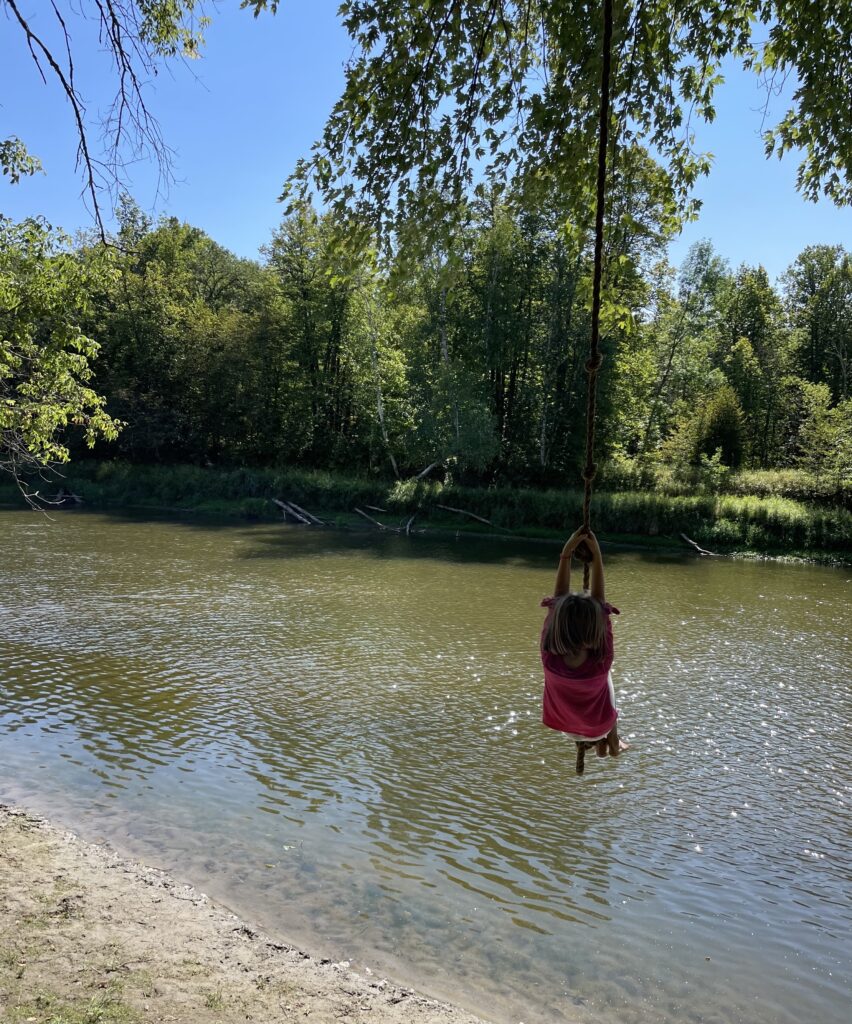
[4,0,185,235]
[5,0,105,230]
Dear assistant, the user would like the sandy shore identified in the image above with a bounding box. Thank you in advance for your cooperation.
[0,805,492,1024]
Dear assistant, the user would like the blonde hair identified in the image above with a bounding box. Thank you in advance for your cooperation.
[541,593,606,659]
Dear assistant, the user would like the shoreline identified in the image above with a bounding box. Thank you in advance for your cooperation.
[2,458,849,565]
[1,498,848,568]
[0,804,492,1024]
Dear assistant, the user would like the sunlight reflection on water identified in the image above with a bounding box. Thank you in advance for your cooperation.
[1,511,850,1024]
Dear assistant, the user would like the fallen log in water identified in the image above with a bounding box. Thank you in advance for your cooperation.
[680,533,719,557]
[272,499,311,524]
[436,503,493,526]
[286,500,325,526]
[353,507,400,532]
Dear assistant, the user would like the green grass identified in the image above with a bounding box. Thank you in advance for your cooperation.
[202,989,226,1011]
[2,460,848,562]
[4,990,140,1024]
[597,460,850,507]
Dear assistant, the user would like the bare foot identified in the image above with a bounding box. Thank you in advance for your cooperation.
[606,728,624,757]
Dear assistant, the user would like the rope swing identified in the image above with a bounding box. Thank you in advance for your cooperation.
[577,0,614,593]
[573,0,614,776]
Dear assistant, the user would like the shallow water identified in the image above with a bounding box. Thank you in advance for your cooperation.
[1,510,849,1024]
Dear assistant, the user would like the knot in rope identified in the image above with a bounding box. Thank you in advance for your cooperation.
[585,354,603,373]
[582,463,597,483]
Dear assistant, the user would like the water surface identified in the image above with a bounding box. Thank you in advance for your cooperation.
[1,511,849,1024]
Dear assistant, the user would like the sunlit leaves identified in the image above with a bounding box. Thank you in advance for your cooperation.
[753,1,852,204]
[276,0,852,255]
[0,138,43,184]
[136,0,209,58]
[0,217,122,483]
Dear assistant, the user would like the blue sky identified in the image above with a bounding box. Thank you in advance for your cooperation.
[1,2,849,280]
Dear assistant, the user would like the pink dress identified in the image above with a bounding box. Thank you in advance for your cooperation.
[540,597,619,740]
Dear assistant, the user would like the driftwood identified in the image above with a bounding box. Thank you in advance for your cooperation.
[680,533,719,557]
[364,504,388,514]
[51,488,83,508]
[353,507,399,532]
[436,503,493,526]
[287,500,325,526]
[272,498,327,526]
[405,512,417,535]
[272,499,311,524]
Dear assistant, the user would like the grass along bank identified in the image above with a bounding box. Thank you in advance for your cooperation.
[2,460,849,562]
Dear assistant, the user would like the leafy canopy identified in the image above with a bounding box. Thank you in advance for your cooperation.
[0,217,122,492]
[249,1,852,245]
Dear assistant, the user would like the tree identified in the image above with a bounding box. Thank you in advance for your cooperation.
[92,212,274,463]
[717,265,791,465]
[636,241,729,456]
[783,245,851,401]
[0,2,209,483]
[262,0,852,484]
[798,397,852,482]
[268,0,852,247]
[0,217,121,495]
[697,385,746,468]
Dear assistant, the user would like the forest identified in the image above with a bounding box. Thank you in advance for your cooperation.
[2,181,849,555]
[3,183,850,483]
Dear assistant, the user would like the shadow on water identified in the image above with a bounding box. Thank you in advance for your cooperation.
[22,503,708,569]
[235,522,705,569]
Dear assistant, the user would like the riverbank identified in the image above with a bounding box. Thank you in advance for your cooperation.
[3,460,849,563]
[0,805,490,1024]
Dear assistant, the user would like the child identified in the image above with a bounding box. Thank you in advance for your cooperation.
[540,526,627,769]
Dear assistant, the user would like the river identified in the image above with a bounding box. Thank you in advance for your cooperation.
[0,510,849,1024]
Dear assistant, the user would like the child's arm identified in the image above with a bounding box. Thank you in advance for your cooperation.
[585,530,606,603]
[554,526,588,597]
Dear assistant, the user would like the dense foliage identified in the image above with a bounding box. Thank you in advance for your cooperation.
[0,217,121,490]
[276,0,852,244]
[3,190,845,496]
[3,1,849,519]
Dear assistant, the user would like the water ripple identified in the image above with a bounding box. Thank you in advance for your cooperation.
[1,513,849,1024]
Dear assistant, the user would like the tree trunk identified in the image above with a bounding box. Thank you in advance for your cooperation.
[438,283,460,446]
[368,307,400,480]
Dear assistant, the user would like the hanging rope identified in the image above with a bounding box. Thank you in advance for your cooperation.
[575,0,614,777]
[578,0,614,593]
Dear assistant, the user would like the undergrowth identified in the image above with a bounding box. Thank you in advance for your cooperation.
[2,460,847,559]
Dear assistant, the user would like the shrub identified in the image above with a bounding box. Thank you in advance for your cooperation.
[7,459,848,557]
[696,385,746,468]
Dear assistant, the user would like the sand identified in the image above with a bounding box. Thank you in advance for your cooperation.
[0,805,492,1024]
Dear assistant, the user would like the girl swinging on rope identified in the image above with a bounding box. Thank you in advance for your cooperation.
[540,526,629,771]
